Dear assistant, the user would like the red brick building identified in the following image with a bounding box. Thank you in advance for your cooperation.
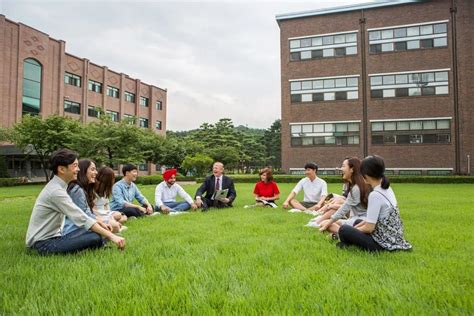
[277,0,473,175]
[0,15,167,176]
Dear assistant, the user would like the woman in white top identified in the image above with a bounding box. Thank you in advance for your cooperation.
[337,155,412,251]
[94,167,128,233]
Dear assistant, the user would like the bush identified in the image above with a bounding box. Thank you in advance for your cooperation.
[0,156,9,178]
[195,175,474,184]
[114,174,196,185]
[0,178,22,187]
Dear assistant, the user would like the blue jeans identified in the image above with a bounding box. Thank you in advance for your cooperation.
[33,229,105,255]
[162,201,191,212]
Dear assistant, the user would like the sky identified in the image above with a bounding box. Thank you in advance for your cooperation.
[1,0,376,131]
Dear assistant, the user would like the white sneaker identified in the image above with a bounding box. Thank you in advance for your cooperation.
[288,208,303,213]
[305,221,320,228]
[243,205,250,209]
[119,225,128,233]
[149,212,161,217]
[168,211,189,216]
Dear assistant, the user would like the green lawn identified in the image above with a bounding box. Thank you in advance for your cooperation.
[0,183,473,314]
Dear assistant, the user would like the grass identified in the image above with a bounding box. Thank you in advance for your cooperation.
[0,182,473,314]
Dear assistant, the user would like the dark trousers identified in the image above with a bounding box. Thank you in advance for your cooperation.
[201,198,232,210]
[338,220,384,252]
[33,229,104,255]
[117,205,155,218]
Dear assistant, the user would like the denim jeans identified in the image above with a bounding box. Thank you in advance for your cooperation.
[33,229,104,255]
[162,201,191,212]
[116,204,155,217]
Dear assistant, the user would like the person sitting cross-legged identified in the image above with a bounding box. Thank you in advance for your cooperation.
[282,162,327,212]
[25,149,125,255]
[155,169,198,214]
[110,164,158,218]
[194,162,237,210]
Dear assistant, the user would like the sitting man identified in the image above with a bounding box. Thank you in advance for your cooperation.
[155,169,197,214]
[282,162,327,212]
[110,164,157,218]
[195,162,237,210]
[26,149,125,255]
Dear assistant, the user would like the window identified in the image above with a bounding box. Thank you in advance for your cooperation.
[139,117,149,128]
[290,52,300,61]
[139,164,148,171]
[301,51,311,60]
[290,76,359,103]
[335,91,347,100]
[290,121,360,147]
[371,118,451,145]
[395,88,409,97]
[369,22,447,54]
[125,91,135,103]
[155,120,162,130]
[371,90,383,98]
[107,86,119,98]
[156,101,162,110]
[312,50,323,59]
[64,72,81,87]
[140,97,149,107]
[88,80,102,93]
[88,106,99,118]
[23,59,42,115]
[64,100,81,114]
[289,32,357,61]
[313,93,324,102]
[346,46,357,55]
[291,94,301,103]
[335,48,346,57]
[123,114,135,125]
[106,110,119,122]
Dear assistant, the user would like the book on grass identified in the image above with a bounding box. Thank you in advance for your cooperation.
[256,198,278,208]
[212,189,229,202]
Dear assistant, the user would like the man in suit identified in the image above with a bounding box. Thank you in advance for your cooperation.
[195,162,237,210]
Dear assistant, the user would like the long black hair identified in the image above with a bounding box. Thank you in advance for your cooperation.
[344,157,371,208]
[360,155,390,189]
[67,159,96,210]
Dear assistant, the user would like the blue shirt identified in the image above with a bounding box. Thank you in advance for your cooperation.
[110,179,148,211]
[63,184,96,236]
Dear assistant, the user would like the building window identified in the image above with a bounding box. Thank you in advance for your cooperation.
[106,86,119,98]
[138,163,148,171]
[290,121,360,147]
[64,100,81,114]
[88,80,102,93]
[88,106,99,118]
[125,91,135,103]
[155,101,162,110]
[369,69,449,99]
[290,75,359,103]
[139,117,149,128]
[371,118,451,145]
[140,96,149,107]
[123,114,135,125]
[106,110,119,122]
[155,120,162,130]
[64,72,81,87]
[368,21,448,54]
[22,58,42,116]
[289,31,357,62]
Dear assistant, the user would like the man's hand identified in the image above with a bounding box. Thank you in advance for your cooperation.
[145,204,153,214]
[138,206,147,214]
[160,205,170,214]
[195,197,202,208]
[111,235,126,250]
[191,203,198,211]
[221,198,230,204]
[97,221,112,232]
[283,201,290,209]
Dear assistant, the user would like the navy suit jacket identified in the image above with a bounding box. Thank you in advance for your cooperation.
[195,175,237,205]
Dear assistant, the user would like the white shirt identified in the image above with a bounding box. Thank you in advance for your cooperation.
[292,177,328,203]
[154,181,194,207]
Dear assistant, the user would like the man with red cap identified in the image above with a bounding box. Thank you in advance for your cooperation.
[154,169,197,214]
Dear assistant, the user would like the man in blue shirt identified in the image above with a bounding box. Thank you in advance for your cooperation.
[110,164,157,218]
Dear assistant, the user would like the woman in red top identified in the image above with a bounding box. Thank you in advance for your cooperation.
[249,167,280,208]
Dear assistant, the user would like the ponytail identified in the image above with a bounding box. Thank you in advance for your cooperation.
[381,175,390,189]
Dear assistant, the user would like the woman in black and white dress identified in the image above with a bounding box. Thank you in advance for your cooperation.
[337,155,412,252]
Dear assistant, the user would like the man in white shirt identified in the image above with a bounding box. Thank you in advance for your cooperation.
[283,162,328,211]
[155,169,197,214]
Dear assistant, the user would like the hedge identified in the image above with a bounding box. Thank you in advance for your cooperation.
[115,174,196,185]
[0,178,28,187]
[196,175,474,184]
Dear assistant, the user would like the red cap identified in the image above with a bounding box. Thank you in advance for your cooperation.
[163,169,177,181]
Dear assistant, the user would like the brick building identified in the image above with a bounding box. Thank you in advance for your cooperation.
[277,0,473,175]
[0,15,167,176]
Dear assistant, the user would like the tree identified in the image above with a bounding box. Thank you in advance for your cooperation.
[261,119,281,168]
[10,115,82,181]
[0,155,9,178]
[181,153,213,176]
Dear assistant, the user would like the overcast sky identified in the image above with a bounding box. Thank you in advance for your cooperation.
[2,0,376,131]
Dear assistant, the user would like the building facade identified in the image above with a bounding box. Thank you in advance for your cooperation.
[277,0,473,175]
[0,15,167,176]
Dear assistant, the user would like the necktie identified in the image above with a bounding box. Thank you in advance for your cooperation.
[216,177,220,191]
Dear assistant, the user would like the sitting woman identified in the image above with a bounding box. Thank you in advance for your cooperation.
[94,166,127,233]
[245,168,280,208]
[336,155,412,251]
[306,182,348,226]
[63,159,111,237]
[318,157,371,235]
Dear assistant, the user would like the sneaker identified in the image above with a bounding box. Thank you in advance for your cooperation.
[305,221,320,228]
[304,210,319,216]
[243,205,250,209]
[128,216,137,221]
[288,208,304,213]
[119,225,128,233]
[149,212,161,217]
[169,211,188,216]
